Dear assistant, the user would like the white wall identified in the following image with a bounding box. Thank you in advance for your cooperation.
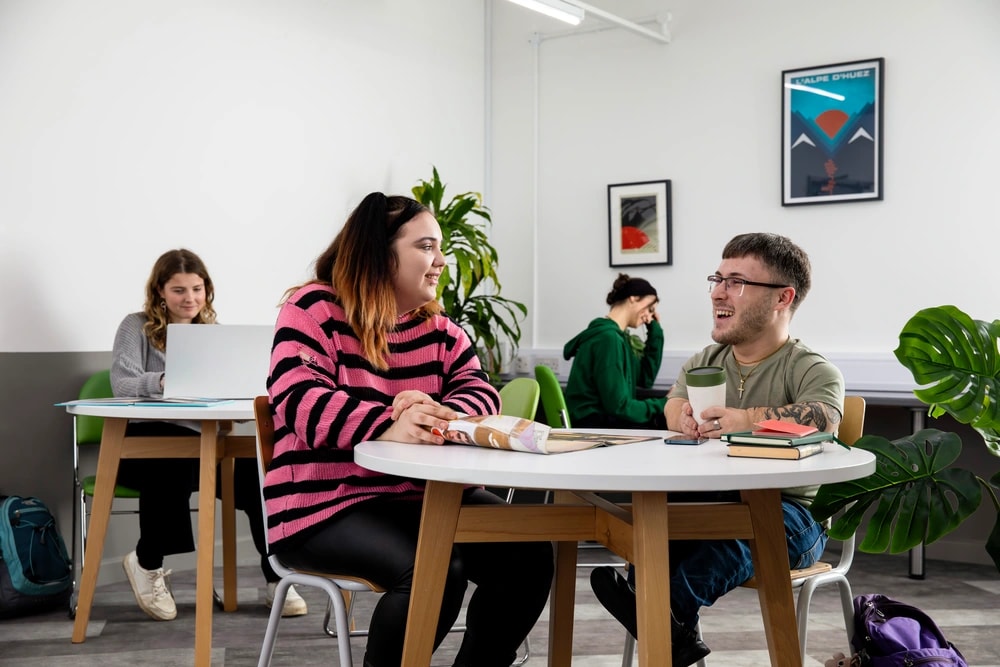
[490,0,1000,363]
[0,0,487,352]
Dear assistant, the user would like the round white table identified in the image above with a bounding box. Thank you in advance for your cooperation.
[356,430,875,667]
[64,400,254,667]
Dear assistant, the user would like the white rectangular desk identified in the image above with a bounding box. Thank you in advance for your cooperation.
[355,431,876,667]
[65,400,256,667]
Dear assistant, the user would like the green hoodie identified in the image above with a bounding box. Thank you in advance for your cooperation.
[562,317,665,426]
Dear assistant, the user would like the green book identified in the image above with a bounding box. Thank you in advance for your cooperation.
[721,430,835,447]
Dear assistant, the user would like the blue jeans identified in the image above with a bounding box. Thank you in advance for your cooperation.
[663,499,827,628]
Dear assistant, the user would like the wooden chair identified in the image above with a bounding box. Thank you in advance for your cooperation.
[622,395,866,666]
[253,396,383,667]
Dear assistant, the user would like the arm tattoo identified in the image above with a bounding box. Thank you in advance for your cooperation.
[759,402,841,432]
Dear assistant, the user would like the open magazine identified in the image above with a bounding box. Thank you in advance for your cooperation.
[432,414,654,454]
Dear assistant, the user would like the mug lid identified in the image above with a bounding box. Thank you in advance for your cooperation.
[685,365,726,387]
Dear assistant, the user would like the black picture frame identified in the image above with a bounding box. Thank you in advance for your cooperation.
[781,57,884,205]
[607,179,672,267]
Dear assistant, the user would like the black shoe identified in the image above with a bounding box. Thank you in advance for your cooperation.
[591,566,711,666]
[590,566,637,638]
[671,617,711,667]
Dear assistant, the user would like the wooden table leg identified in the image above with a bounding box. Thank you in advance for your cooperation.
[400,480,464,667]
[220,455,237,611]
[632,491,671,666]
[548,540,579,667]
[194,422,220,667]
[742,489,800,667]
[72,418,127,644]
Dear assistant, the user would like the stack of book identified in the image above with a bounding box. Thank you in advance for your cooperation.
[722,420,835,460]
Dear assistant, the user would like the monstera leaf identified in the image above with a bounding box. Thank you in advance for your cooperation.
[810,429,999,570]
[894,305,1000,454]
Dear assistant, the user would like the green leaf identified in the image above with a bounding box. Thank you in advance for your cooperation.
[811,429,981,555]
[894,306,1000,434]
[414,166,526,378]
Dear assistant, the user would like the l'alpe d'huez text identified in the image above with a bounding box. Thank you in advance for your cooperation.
[793,70,871,85]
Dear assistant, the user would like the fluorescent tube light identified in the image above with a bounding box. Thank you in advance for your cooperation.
[784,83,846,102]
[506,0,585,26]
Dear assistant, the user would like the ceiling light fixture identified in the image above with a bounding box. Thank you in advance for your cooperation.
[505,0,670,44]
[506,0,585,26]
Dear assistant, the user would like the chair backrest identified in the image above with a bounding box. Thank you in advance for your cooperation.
[534,365,571,428]
[253,395,276,482]
[498,377,540,420]
[839,395,866,445]
[252,396,280,559]
[76,370,113,445]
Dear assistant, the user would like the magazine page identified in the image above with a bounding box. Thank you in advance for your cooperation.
[436,415,551,453]
[434,415,655,454]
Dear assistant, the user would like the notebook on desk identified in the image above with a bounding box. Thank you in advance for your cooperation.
[163,324,273,400]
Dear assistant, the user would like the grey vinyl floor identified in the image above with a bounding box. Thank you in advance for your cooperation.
[2,549,998,666]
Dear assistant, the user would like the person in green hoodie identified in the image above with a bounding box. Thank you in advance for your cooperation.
[562,273,666,428]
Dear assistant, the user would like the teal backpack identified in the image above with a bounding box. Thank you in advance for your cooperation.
[0,495,72,617]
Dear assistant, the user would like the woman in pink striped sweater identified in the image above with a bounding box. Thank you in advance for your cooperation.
[264,192,553,667]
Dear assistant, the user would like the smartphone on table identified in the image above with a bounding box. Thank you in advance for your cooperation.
[663,436,708,445]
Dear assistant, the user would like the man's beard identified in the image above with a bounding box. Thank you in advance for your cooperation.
[711,298,772,346]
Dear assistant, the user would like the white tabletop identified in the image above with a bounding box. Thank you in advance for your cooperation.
[63,399,254,421]
[355,428,876,493]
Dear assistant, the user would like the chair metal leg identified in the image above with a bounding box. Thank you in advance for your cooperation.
[621,623,708,667]
[256,580,288,667]
[265,576,356,667]
[513,637,530,666]
[836,577,856,655]
[622,632,636,667]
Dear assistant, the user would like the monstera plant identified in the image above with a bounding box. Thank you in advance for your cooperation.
[412,167,526,377]
[810,305,1000,573]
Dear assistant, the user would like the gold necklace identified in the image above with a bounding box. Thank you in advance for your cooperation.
[732,358,756,399]
[730,339,789,399]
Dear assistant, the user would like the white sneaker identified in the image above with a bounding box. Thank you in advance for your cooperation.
[122,550,177,621]
[265,582,308,617]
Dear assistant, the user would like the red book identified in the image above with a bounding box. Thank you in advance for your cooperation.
[751,420,818,437]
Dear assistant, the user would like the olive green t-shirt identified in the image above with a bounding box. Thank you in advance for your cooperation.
[670,338,845,505]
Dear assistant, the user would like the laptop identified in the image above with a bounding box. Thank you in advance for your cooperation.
[163,324,273,400]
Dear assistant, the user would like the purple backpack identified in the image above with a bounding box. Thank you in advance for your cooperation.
[852,594,967,667]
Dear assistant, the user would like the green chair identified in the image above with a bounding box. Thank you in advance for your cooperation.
[498,377,540,420]
[70,370,143,615]
[534,365,571,428]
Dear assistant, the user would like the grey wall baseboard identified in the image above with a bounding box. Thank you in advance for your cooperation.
[0,351,112,542]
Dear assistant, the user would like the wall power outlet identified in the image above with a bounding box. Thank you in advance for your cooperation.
[535,356,560,373]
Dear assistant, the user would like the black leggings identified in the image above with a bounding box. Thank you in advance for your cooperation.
[115,421,276,581]
[276,488,554,667]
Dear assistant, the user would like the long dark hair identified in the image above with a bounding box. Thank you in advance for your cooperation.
[310,192,441,369]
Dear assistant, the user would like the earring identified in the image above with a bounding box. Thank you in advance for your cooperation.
[160,300,166,311]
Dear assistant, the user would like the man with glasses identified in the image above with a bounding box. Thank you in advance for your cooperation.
[590,232,844,666]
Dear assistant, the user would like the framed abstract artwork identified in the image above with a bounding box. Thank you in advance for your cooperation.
[607,179,672,267]
[782,57,884,205]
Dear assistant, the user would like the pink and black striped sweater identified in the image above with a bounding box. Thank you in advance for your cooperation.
[264,283,500,551]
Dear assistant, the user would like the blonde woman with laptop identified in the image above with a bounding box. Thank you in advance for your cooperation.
[110,248,306,621]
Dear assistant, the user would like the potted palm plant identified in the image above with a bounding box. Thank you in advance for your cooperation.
[810,305,1000,572]
[412,167,526,377]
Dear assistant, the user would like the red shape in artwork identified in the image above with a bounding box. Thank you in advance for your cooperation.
[621,226,649,250]
[815,109,849,139]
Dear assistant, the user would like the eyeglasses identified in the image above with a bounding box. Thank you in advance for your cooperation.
[707,275,788,297]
